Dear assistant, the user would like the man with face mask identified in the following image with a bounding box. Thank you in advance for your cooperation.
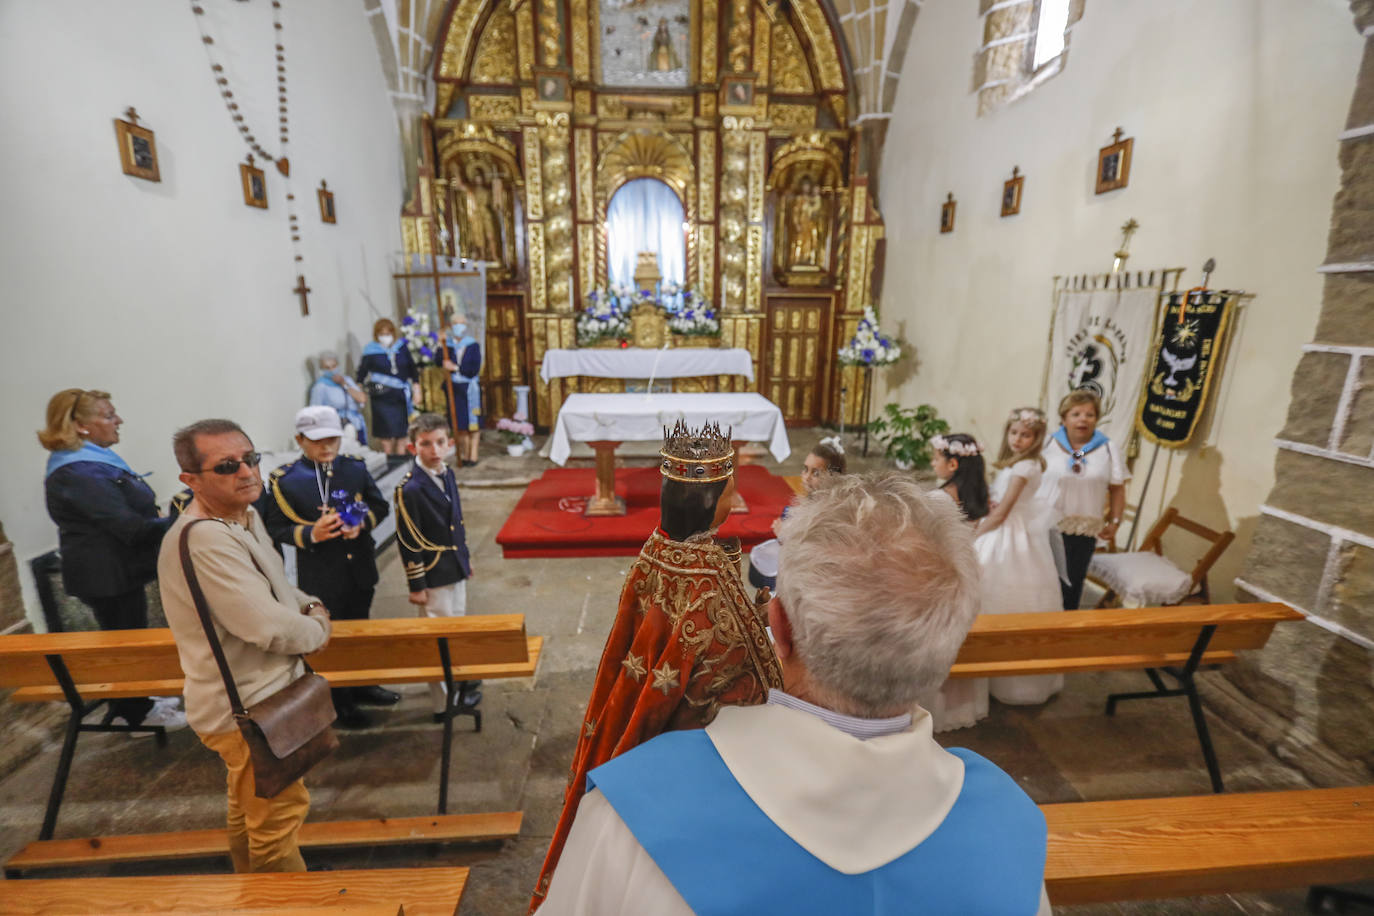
[262,406,393,728]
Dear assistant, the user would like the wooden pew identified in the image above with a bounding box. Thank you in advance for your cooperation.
[1042,786,1374,904]
[0,617,542,844]
[946,602,1302,793]
[0,866,468,915]
[4,812,521,877]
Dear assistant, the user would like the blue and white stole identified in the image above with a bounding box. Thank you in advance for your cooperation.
[45,442,146,478]
[362,339,412,416]
[316,373,367,436]
[447,334,481,427]
[1051,426,1108,475]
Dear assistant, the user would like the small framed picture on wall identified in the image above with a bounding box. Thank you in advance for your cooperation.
[240,156,267,209]
[1096,127,1133,194]
[114,107,160,182]
[940,193,956,233]
[317,180,336,223]
[1001,166,1023,217]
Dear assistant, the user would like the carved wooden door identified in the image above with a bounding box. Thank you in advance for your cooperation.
[483,293,527,425]
[763,294,832,425]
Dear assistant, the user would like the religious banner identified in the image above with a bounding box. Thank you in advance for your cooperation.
[1048,286,1158,442]
[1136,289,1235,448]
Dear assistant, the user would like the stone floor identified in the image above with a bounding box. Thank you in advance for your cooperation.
[0,431,1325,913]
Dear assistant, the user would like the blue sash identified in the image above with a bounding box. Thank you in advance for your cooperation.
[1052,427,1108,473]
[448,334,481,428]
[313,375,368,441]
[45,442,145,479]
[589,730,1046,916]
[365,370,412,417]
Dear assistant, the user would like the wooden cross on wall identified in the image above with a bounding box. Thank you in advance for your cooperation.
[293,274,311,316]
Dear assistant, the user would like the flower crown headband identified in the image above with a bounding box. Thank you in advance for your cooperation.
[931,435,982,458]
[1007,408,1046,425]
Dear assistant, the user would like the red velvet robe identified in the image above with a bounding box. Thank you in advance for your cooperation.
[529,529,783,911]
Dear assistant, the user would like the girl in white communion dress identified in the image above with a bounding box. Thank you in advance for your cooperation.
[973,408,1064,706]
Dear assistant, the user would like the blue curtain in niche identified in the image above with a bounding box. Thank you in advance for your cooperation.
[606,178,685,289]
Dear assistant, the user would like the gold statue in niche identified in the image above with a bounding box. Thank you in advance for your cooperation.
[452,162,515,270]
[648,19,681,70]
[779,174,831,277]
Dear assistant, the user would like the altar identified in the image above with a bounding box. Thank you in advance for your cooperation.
[546,392,790,516]
[539,347,755,384]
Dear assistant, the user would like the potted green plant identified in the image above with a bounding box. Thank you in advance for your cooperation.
[868,403,949,471]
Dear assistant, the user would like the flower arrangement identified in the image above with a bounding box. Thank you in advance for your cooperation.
[667,296,720,336]
[576,288,632,346]
[837,306,902,367]
[496,417,535,445]
[401,308,443,367]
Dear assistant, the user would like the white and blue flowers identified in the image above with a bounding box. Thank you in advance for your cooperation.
[576,286,718,344]
[576,288,632,345]
[838,306,902,367]
[401,308,442,366]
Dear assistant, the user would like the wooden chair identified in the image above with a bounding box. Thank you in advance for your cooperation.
[1089,507,1235,608]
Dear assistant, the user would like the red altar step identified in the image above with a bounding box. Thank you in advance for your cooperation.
[495,465,795,559]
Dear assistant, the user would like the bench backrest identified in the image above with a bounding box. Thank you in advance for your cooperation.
[0,615,529,691]
[951,603,1300,667]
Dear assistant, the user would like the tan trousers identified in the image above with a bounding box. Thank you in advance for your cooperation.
[200,728,311,873]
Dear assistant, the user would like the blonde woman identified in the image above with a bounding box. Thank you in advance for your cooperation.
[38,388,184,731]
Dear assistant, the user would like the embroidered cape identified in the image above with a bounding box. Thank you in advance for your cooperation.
[529,529,782,911]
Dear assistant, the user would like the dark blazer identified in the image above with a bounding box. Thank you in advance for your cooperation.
[261,455,389,599]
[356,346,418,385]
[395,461,471,592]
[45,462,172,599]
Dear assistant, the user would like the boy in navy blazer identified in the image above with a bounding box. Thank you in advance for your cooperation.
[396,413,479,718]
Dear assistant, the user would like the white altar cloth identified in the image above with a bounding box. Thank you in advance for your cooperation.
[539,347,755,383]
[546,393,790,466]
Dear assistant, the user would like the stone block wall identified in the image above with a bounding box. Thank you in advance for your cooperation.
[1230,10,1374,785]
[0,522,25,632]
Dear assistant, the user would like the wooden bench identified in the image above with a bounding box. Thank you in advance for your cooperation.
[4,811,521,878]
[946,602,1302,793]
[0,866,468,915]
[1043,785,1374,904]
[0,616,543,843]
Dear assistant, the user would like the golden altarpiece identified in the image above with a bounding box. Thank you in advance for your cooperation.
[400,0,884,429]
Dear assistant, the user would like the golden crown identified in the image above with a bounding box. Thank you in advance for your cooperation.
[660,420,734,483]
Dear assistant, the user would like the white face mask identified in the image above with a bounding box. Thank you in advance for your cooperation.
[378,334,395,347]
[450,324,466,337]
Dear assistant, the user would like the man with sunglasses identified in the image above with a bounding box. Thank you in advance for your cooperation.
[158,419,332,872]
[262,406,393,729]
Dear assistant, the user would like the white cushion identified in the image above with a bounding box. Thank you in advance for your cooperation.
[1089,551,1194,606]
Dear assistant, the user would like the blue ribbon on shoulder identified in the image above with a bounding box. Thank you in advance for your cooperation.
[448,334,481,429]
[1051,426,1108,473]
[45,442,145,478]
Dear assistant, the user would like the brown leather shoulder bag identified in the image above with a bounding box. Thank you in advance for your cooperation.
[179,519,339,798]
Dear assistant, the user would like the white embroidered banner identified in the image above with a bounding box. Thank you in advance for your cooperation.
[1047,286,1158,442]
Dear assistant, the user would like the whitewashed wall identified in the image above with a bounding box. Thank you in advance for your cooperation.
[878,0,1362,600]
[0,1,403,625]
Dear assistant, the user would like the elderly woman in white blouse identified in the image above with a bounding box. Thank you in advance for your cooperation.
[308,350,369,445]
[1039,391,1128,610]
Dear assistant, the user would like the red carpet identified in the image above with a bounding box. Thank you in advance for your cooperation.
[495,465,796,558]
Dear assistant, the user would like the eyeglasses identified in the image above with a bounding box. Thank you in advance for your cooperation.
[193,452,263,476]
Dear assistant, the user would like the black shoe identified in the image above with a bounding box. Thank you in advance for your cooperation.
[353,685,401,706]
[462,460,477,467]
[334,706,372,729]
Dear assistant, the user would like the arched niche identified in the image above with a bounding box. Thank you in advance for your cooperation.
[595,128,696,290]
[606,178,686,288]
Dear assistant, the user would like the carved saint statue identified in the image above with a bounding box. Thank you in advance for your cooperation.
[783,175,829,270]
[453,164,511,267]
[648,19,681,71]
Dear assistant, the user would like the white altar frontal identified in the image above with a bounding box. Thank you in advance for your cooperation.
[546,392,791,516]
[539,347,755,383]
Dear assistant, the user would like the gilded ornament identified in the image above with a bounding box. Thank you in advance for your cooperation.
[792,0,844,91]
[700,93,716,118]
[435,82,459,119]
[538,0,562,66]
[468,95,521,121]
[769,103,815,129]
[746,224,762,309]
[575,129,594,219]
[523,127,544,219]
[697,223,714,300]
[748,132,765,222]
[574,89,592,115]
[570,0,591,79]
[727,0,751,72]
[472,4,517,84]
[622,652,647,682]
[528,222,548,310]
[521,86,538,113]
[578,223,596,294]
[698,135,716,222]
[438,0,488,81]
[753,9,771,84]
[700,0,718,83]
[516,2,536,79]
[770,21,813,93]
[651,661,680,695]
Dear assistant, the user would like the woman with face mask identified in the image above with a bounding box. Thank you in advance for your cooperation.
[309,349,369,446]
[441,312,483,467]
[357,318,420,456]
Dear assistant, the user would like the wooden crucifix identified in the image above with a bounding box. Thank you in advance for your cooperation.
[293,274,311,316]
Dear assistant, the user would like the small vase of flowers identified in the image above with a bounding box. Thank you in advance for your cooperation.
[497,417,536,456]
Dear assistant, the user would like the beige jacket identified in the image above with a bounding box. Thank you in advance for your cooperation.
[158,508,331,735]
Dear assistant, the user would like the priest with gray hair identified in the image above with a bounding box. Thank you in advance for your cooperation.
[540,471,1051,915]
